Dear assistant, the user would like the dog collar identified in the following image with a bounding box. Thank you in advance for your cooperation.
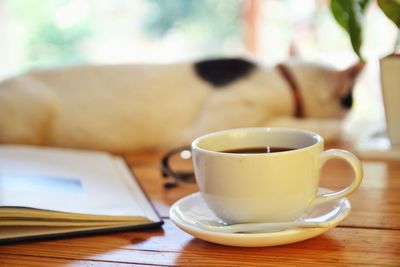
[276,63,304,118]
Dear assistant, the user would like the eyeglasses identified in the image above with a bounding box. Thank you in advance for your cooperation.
[160,145,195,188]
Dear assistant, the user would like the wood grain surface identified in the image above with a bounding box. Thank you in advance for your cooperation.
[1,146,399,266]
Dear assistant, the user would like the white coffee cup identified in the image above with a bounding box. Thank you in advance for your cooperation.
[191,127,363,224]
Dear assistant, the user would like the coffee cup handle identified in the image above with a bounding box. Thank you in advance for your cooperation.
[312,149,363,206]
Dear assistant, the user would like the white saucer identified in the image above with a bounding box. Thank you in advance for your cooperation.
[170,188,351,247]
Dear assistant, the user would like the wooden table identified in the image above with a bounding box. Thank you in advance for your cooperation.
[1,146,399,266]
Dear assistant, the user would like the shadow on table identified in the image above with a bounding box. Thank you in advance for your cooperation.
[175,234,343,266]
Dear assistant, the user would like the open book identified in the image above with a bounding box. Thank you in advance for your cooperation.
[0,145,162,243]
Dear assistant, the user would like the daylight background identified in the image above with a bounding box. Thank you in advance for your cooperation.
[0,0,397,139]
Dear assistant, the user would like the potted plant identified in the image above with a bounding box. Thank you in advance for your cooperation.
[330,0,400,147]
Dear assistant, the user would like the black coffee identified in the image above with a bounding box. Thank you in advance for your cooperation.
[220,146,296,154]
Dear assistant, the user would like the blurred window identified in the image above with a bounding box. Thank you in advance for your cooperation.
[0,0,397,137]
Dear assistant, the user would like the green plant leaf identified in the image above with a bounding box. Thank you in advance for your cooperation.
[330,0,371,61]
[360,0,371,10]
[378,0,400,28]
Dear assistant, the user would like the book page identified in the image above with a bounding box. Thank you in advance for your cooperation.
[0,146,147,218]
[0,224,133,240]
[113,158,160,222]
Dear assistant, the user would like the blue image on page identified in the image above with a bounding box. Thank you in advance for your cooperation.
[0,173,83,193]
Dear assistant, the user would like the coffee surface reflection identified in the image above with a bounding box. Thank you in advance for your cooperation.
[220,147,296,154]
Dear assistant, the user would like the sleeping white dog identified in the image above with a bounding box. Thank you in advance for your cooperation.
[0,58,363,152]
